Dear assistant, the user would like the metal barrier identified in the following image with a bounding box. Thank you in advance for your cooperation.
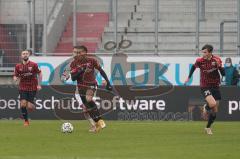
[0,67,14,76]
[219,20,237,55]
[0,0,239,63]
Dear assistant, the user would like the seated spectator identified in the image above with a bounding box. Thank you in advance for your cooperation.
[237,61,240,86]
[224,57,239,86]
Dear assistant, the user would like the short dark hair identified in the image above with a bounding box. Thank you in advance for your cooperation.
[201,44,213,53]
[21,49,32,55]
[225,57,232,63]
[73,45,88,53]
[26,49,33,55]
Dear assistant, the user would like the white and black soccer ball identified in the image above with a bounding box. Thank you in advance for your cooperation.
[61,122,74,133]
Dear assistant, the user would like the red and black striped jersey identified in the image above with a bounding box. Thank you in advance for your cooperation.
[14,61,41,91]
[70,57,101,88]
[194,55,223,88]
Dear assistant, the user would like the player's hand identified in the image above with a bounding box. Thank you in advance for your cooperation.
[102,80,107,86]
[61,70,70,81]
[13,76,19,85]
[184,78,190,85]
[37,85,42,91]
[106,83,113,91]
[13,76,18,82]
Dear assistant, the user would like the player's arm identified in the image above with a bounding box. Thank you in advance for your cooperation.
[188,65,196,78]
[98,67,112,90]
[184,65,196,84]
[37,72,42,85]
[13,65,20,82]
[218,67,225,76]
[61,69,70,82]
[215,56,225,76]
[94,61,112,90]
[70,66,86,81]
[13,75,19,82]
[184,59,199,85]
[217,61,225,77]
[35,64,42,90]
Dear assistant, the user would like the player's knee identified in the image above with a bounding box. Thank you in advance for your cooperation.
[87,97,92,102]
[86,95,93,102]
[27,102,34,109]
[212,106,218,113]
[86,89,94,102]
[20,100,27,107]
[209,100,217,108]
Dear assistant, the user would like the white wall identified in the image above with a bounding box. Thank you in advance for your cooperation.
[0,0,57,24]
[30,56,240,86]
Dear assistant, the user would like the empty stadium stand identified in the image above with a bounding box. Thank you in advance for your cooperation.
[54,13,109,54]
[0,0,238,59]
[99,0,238,55]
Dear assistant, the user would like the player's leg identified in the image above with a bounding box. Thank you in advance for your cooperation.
[85,88,106,130]
[75,92,96,131]
[23,91,36,126]
[203,88,221,135]
[26,91,37,112]
[19,91,29,126]
[201,88,215,134]
[201,88,215,116]
[212,100,219,113]
[206,88,221,132]
[204,95,217,134]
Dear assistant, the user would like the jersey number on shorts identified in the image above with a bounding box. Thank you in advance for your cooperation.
[204,90,211,96]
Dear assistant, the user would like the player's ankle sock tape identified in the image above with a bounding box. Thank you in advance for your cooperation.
[207,112,216,128]
[205,104,211,111]
[89,109,101,122]
[21,107,28,121]
[211,112,216,120]
[87,101,102,122]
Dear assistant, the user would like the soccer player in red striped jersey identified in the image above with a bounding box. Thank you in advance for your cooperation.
[70,45,112,133]
[13,50,42,126]
[185,44,225,135]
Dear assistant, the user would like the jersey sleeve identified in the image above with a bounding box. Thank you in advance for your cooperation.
[92,58,101,70]
[213,56,223,68]
[34,63,41,74]
[194,58,201,68]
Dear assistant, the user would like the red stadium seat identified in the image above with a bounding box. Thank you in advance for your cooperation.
[54,13,109,55]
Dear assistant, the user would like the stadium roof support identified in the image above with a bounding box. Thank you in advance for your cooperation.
[73,0,77,46]
[238,0,240,55]
[154,0,159,55]
[114,0,118,54]
[195,0,200,56]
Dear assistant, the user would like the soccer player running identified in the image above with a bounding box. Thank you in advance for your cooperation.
[61,48,96,132]
[74,86,96,132]
[185,44,225,135]
[70,45,112,132]
[13,50,42,126]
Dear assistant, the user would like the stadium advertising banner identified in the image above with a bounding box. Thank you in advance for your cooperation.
[0,85,240,121]
[30,55,240,86]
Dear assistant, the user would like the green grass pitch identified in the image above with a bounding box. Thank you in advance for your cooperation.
[0,120,240,159]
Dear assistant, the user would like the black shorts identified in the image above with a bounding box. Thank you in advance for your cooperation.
[19,90,37,104]
[200,87,221,100]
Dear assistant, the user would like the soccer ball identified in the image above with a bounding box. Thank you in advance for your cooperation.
[61,122,74,133]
